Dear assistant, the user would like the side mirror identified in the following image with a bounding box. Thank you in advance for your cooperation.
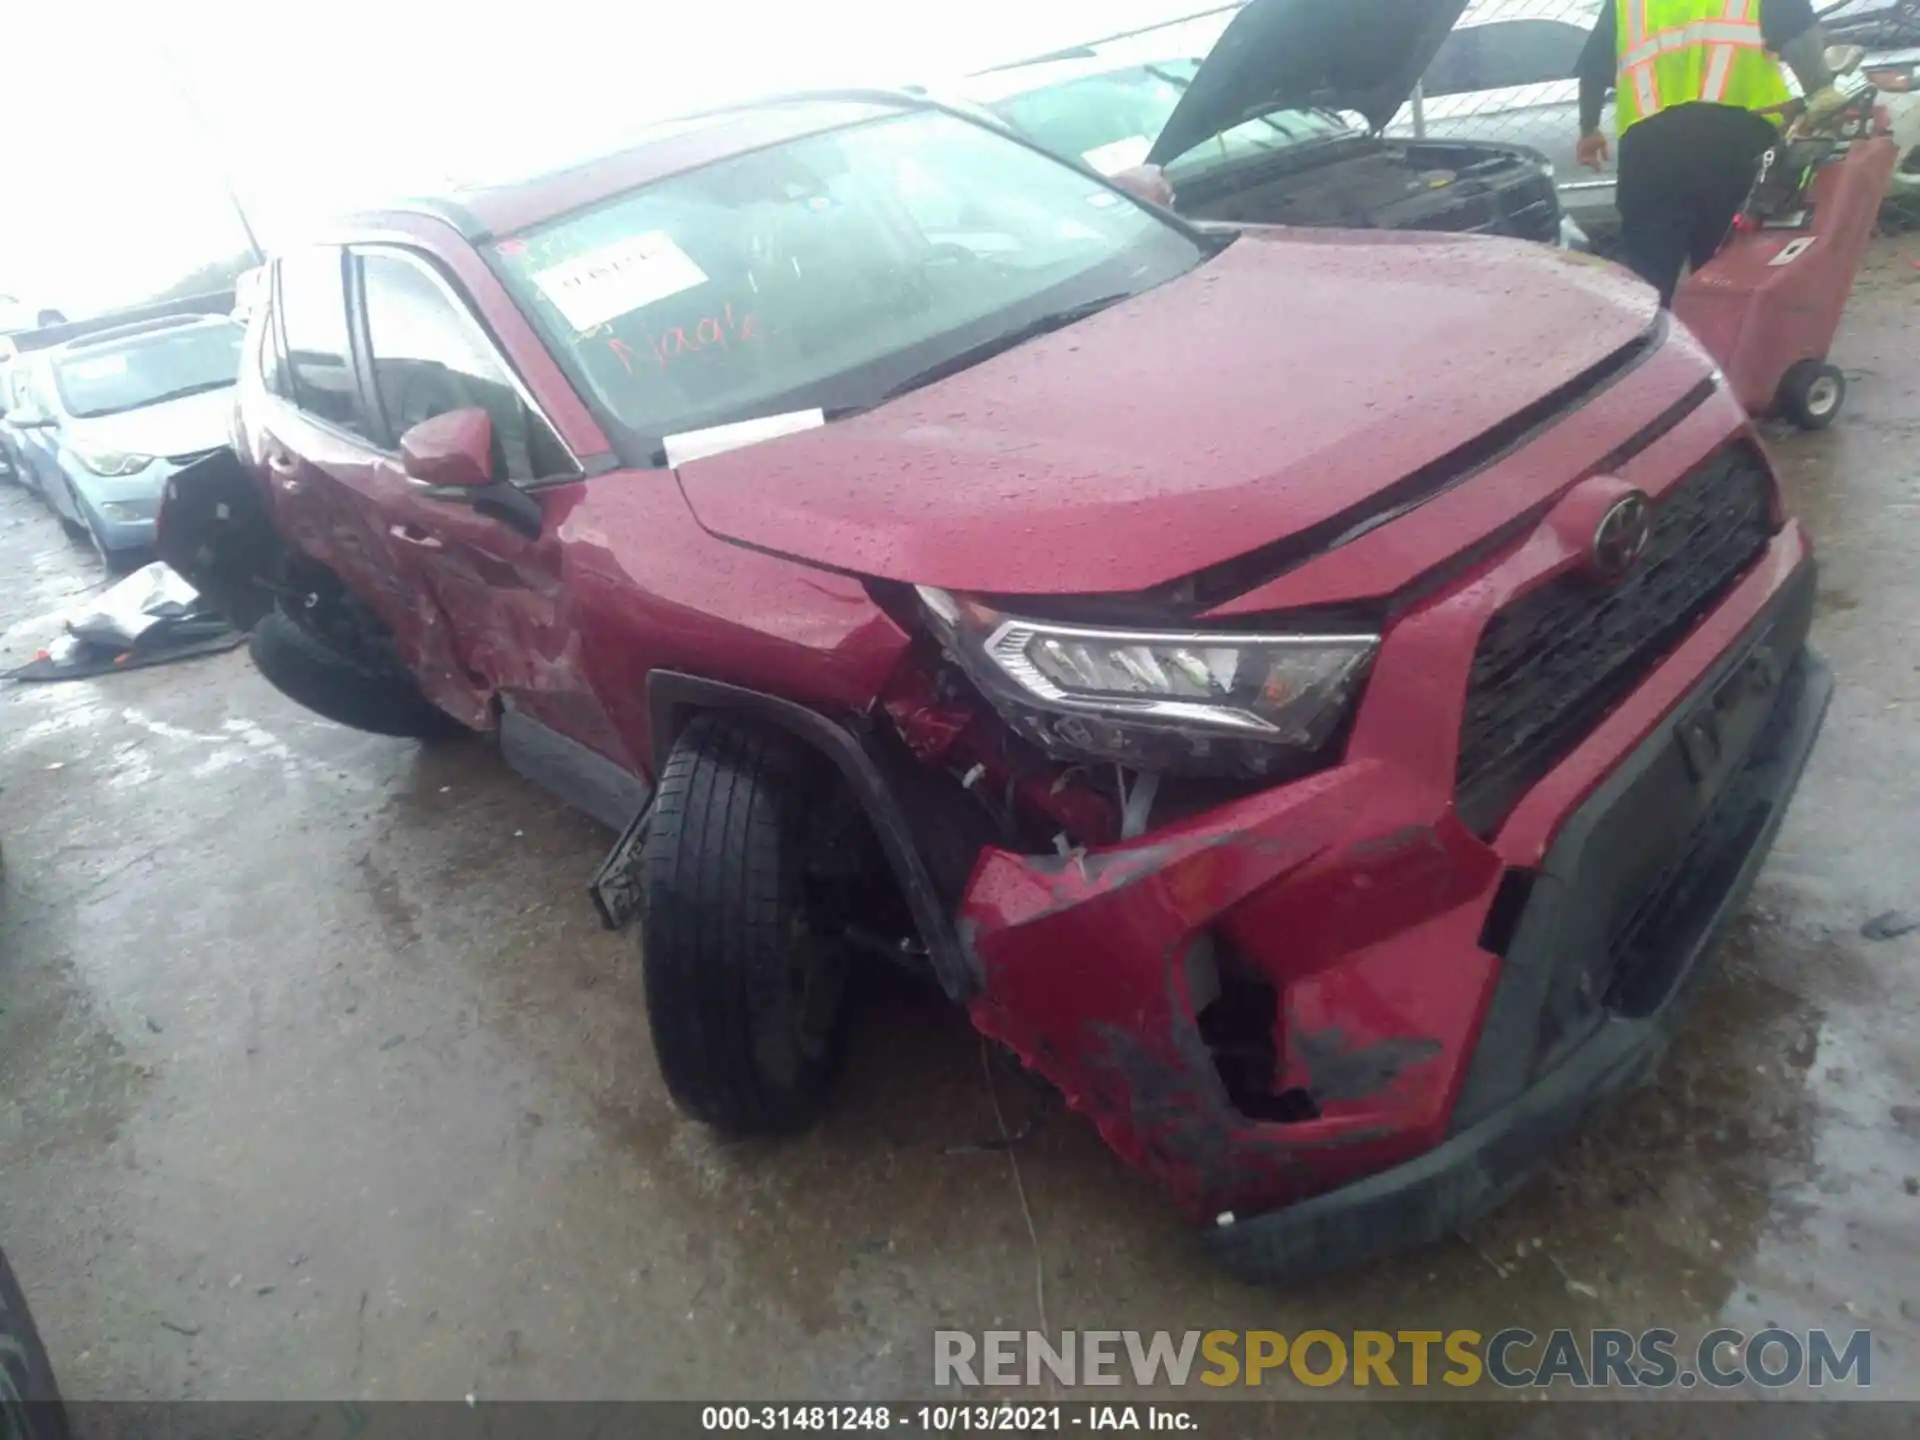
[400,407,494,488]
[399,405,543,540]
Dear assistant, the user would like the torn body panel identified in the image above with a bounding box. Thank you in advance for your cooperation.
[958,515,1820,1230]
[960,762,1497,1220]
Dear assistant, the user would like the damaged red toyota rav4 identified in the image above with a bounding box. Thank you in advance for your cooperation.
[160,64,1829,1281]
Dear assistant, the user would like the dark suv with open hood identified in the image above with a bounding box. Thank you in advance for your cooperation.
[953,0,1581,248]
[161,77,1826,1279]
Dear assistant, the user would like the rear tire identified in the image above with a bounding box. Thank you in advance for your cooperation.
[0,1250,70,1440]
[1777,360,1845,430]
[248,604,461,740]
[638,715,850,1135]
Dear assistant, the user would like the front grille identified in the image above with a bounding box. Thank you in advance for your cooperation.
[1456,445,1775,834]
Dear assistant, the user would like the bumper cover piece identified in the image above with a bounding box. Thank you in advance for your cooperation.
[1205,637,1831,1282]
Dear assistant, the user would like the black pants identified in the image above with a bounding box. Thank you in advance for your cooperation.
[1617,103,1779,307]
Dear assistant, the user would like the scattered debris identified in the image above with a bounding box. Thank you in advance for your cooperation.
[1905,1176,1919,1197]
[1862,910,1920,941]
[380,1034,407,1052]
[1458,1232,1507,1279]
[7,562,244,682]
[255,1285,275,1297]
[145,1017,163,1034]
[1546,1251,1600,1299]
[159,1319,201,1337]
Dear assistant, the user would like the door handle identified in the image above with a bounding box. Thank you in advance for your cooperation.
[389,523,444,551]
[265,452,302,493]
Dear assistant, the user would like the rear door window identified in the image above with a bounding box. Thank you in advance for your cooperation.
[275,247,367,435]
[355,249,570,482]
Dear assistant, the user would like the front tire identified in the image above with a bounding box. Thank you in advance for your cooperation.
[1777,360,1845,430]
[248,604,460,740]
[638,715,850,1135]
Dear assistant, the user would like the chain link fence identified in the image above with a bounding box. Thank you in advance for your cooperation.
[1394,1,1920,232]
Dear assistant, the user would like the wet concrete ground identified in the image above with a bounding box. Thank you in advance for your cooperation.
[2,247,1918,1414]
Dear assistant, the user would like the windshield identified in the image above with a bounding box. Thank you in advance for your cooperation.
[990,61,1351,181]
[53,323,244,419]
[490,108,1206,457]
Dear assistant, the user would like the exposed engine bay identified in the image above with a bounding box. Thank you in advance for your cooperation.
[1174,137,1563,245]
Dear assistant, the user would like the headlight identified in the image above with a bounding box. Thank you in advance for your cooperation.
[918,587,1378,776]
[95,498,157,522]
[73,449,153,477]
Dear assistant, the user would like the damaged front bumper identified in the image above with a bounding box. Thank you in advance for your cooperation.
[1209,644,1829,1280]
[960,530,1827,1279]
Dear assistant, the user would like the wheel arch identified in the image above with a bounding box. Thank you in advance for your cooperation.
[645,670,977,1001]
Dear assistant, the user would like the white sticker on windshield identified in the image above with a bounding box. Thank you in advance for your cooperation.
[63,353,128,380]
[663,409,826,469]
[1081,135,1153,176]
[531,231,708,333]
[1084,191,1121,209]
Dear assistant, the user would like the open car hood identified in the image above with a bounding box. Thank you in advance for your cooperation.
[1147,0,1473,165]
[673,233,1660,599]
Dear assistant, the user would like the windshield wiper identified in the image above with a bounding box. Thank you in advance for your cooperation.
[844,293,1134,414]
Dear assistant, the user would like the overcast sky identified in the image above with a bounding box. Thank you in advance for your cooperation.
[1,0,1222,319]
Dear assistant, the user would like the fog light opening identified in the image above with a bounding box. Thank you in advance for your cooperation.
[1194,944,1319,1124]
[1479,867,1537,957]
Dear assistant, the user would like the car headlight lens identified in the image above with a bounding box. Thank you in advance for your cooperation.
[95,498,158,522]
[918,587,1378,776]
[73,449,153,477]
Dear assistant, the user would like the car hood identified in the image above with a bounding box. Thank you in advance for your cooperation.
[67,386,235,460]
[674,232,1658,598]
[1147,0,1473,163]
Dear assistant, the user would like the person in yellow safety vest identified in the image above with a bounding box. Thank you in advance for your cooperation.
[1575,0,1847,306]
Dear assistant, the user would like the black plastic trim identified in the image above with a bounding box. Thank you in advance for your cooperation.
[973,316,1675,629]
[1204,638,1831,1283]
[1383,376,1722,620]
[1179,315,1670,611]
[1451,559,1817,1131]
[645,672,975,1000]
[499,702,651,834]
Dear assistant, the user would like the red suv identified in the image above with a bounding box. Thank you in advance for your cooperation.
[161,87,1829,1280]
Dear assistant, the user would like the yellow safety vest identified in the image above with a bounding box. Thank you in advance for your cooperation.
[1616,0,1795,132]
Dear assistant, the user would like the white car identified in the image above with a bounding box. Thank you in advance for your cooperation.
[946,0,1580,251]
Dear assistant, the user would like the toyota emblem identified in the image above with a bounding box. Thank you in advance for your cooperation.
[1589,492,1652,582]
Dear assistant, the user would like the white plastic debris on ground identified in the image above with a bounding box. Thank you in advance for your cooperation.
[63,562,201,650]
